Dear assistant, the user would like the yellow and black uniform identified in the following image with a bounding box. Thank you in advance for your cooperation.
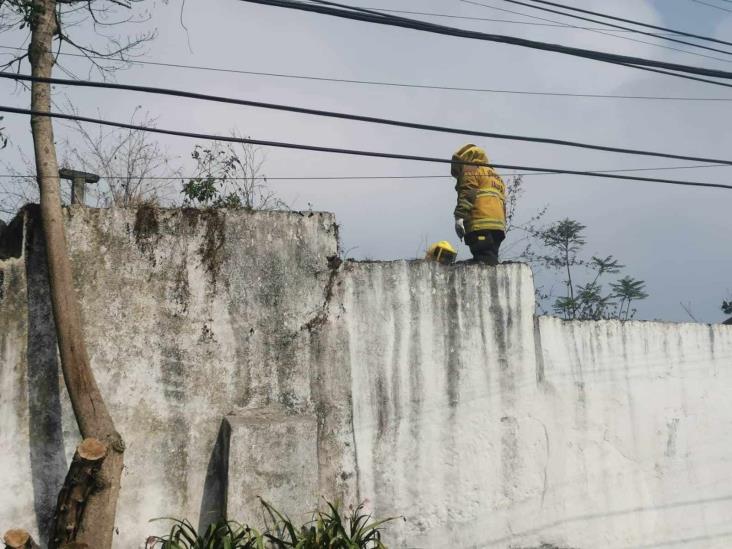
[452,144,506,265]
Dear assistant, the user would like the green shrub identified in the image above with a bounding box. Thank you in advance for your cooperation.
[146,500,396,549]
[145,518,263,549]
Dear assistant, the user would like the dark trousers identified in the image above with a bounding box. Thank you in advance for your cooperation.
[465,230,505,265]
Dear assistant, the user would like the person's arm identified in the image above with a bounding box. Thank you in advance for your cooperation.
[454,168,477,221]
[498,174,507,226]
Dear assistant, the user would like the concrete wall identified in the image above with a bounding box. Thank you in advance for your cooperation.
[1,207,730,548]
[345,264,732,549]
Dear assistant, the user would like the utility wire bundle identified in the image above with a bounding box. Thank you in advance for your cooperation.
[1,1,731,191]
[2,44,730,101]
[1,104,730,191]
[2,71,732,169]
[491,0,732,51]
[460,0,732,67]
[237,0,732,88]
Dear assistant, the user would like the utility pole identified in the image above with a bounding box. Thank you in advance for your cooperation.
[58,169,99,205]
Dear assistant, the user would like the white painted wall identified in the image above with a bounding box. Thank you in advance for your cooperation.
[1,208,730,548]
[345,263,732,548]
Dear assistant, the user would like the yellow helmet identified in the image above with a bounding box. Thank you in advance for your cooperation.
[425,240,457,265]
[451,144,488,178]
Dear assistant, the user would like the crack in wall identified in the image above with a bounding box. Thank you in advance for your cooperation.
[302,255,342,333]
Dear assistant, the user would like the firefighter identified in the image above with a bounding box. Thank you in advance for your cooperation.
[425,240,458,265]
[451,144,506,265]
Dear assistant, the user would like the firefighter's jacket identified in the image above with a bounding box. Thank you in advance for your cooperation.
[452,144,506,233]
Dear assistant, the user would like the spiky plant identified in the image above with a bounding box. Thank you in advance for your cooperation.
[145,518,265,549]
[147,500,396,549]
[262,500,394,548]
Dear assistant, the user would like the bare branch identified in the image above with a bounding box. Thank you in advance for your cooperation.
[58,103,181,207]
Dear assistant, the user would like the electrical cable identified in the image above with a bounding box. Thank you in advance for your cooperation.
[494,0,732,56]
[467,3,732,85]
[5,71,732,166]
[1,105,730,190]
[615,61,732,90]
[367,8,678,33]
[691,0,732,13]
[2,162,727,180]
[1,45,730,101]
[235,0,732,86]
[461,0,732,66]
[511,0,732,47]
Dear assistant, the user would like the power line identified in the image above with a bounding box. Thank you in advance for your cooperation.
[466,2,732,86]
[5,71,732,167]
[3,163,728,181]
[373,7,680,36]
[317,0,732,88]
[494,0,732,56]
[512,0,732,47]
[362,8,676,32]
[1,105,730,190]
[462,0,732,66]
[617,61,732,90]
[692,0,732,13]
[236,0,732,86]
[1,44,730,101]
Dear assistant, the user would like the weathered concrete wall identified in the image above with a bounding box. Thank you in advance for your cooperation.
[1,207,731,548]
[345,263,732,549]
[0,207,357,547]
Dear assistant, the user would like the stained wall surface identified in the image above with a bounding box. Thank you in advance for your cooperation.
[0,207,730,548]
[344,263,732,549]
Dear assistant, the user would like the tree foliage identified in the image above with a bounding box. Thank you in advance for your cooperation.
[182,139,285,210]
[526,218,649,321]
[722,298,732,324]
[0,0,158,76]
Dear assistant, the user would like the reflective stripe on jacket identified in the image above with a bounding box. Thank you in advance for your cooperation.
[452,144,506,233]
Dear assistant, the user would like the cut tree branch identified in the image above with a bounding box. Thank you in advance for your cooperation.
[51,439,108,548]
[3,530,40,549]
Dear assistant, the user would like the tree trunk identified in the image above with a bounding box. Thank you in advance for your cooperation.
[3,530,40,549]
[51,439,108,548]
[29,2,125,547]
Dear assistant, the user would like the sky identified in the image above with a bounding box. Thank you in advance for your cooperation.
[0,0,731,322]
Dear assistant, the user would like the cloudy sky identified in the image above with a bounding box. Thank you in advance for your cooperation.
[1,0,731,322]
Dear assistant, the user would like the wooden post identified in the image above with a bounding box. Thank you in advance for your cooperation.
[3,529,40,549]
[50,438,108,548]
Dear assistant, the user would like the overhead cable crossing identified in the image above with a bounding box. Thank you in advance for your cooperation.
[368,8,678,33]
[492,0,732,55]
[691,0,732,13]
[1,45,729,101]
[3,163,728,181]
[1,105,730,191]
[462,0,732,65]
[495,0,732,56]
[614,61,732,90]
[503,0,732,47]
[236,0,732,86]
[5,71,732,166]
